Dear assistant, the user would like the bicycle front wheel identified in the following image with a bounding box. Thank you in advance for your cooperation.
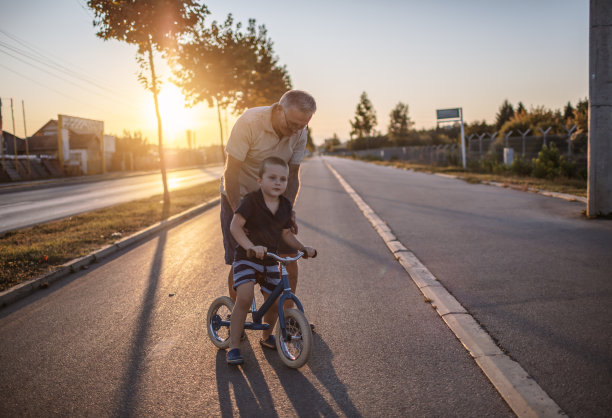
[206,296,234,349]
[276,308,312,368]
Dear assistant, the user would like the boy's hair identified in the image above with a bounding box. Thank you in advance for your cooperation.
[259,156,289,178]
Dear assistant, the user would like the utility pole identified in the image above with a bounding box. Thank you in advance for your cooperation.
[22,100,31,174]
[10,98,17,160]
[588,0,612,216]
[0,98,4,173]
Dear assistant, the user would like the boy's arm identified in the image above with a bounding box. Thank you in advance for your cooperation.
[230,213,266,259]
[281,229,316,258]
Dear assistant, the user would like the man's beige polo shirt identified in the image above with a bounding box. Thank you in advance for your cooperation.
[220,104,308,197]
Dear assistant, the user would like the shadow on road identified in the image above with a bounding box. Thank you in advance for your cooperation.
[263,333,361,417]
[215,341,278,417]
[113,230,167,416]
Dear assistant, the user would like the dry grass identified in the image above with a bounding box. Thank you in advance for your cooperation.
[0,180,220,292]
[366,160,587,197]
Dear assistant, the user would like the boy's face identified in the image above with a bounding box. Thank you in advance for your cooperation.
[258,163,289,198]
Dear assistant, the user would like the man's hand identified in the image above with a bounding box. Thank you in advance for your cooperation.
[247,246,267,260]
[289,210,298,234]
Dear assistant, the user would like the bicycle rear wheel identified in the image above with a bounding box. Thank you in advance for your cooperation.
[276,308,312,368]
[206,296,234,349]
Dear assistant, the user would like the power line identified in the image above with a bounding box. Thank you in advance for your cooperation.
[0,46,140,113]
[0,62,146,130]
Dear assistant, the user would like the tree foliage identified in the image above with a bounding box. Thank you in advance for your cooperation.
[495,99,514,131]
[499,106,563,135]
[387,102,414,143]
[87,0,208,204]
[350,92,377,139]
[171,14,291,156]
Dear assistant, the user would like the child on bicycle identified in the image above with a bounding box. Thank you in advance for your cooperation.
[227,156,316,365]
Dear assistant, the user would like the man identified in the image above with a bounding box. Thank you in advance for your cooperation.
[220,90,316,306]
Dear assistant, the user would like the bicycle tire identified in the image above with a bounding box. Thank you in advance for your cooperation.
[206,296,234,349]
[276,308,312,368]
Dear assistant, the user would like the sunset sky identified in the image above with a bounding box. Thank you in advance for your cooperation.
[0,0,589,148]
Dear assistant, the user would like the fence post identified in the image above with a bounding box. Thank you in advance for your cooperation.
[517,128,531,157]
[564,124,577,158]
[477,133,487,159]
[504,130,513,148]
[538,126,552,147]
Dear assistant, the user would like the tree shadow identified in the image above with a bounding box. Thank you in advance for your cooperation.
[113,230,167,417]
[215,341,278,418]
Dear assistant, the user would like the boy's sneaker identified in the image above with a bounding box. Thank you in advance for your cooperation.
[259,335,276,349]
[227,348,244,365]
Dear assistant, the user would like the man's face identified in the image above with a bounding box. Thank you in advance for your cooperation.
[280,106,312,137]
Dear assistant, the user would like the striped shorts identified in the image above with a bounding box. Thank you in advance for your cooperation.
[232,259,288,294]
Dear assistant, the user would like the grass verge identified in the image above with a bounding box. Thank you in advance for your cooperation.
[357,159,587,197]
[0,180,220,292]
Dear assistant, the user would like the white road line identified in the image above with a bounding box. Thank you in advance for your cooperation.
[324,158,566,418]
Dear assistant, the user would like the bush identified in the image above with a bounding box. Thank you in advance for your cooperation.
[510,156,533,176]
[532,142,573,179]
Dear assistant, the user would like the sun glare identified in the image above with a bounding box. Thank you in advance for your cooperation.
[149,85,199,146]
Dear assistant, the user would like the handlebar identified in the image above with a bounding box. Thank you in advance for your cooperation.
[246,249,317,261]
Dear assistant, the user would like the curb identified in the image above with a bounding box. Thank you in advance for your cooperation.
[324,159,566,418]
[0,197,220,308]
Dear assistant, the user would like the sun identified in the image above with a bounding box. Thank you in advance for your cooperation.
[148,84,199,145]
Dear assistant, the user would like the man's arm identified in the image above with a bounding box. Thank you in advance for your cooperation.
[284,163,301,205]
[224,155,243,211]
[284,163,301,234]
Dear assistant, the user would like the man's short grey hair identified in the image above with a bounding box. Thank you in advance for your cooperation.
[279,90,317,114]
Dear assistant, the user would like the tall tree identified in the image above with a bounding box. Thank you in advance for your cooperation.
[232,20,292,112]
[172,14,291,159]
[88,0,208,205]
[563,101,575,122]
[350,92,377,138]
[516,101,527,115]
[495,99,515,131]
[387,102,414,143]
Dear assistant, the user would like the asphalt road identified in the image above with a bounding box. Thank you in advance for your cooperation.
[324,156,612,418]
[0,157,513,417]
[0,166,224,233]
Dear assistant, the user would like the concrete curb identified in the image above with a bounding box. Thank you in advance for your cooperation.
[324,159,566,418]
[0,197,220,308]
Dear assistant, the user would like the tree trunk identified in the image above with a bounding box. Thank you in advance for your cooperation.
[147,41,170,206]
[215,97,226,162]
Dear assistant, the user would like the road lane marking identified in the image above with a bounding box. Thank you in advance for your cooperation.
[323,158,566,418]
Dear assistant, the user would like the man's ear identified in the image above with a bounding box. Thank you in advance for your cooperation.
[257,176,262,185]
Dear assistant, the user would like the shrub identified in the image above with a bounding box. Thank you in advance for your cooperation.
[532,142,570,179]
[510,156,533,176]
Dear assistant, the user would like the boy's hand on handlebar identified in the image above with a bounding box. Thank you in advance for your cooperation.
[247,246,267,260]
[301,246,317,259]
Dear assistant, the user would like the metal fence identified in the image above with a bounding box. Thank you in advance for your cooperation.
[330,131,587,171]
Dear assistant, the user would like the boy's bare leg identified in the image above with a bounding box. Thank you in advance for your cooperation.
[262,293,279,340]
[228,268,237,301]
[229,282,254,349]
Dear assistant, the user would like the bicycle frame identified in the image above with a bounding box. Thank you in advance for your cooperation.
[241,252,306,342]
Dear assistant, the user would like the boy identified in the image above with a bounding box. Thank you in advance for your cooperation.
[227,156,316,365]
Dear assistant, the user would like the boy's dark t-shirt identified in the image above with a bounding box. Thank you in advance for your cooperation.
[234,189,293,265]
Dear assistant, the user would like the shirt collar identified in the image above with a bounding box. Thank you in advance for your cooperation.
[264,103,280,135]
